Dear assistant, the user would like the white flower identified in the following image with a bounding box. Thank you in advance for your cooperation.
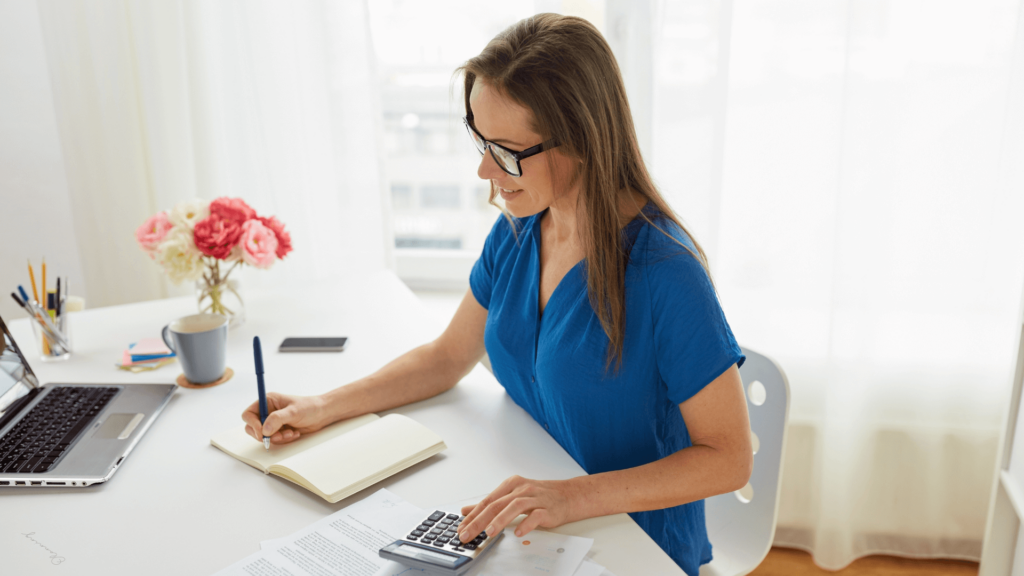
[169,200,210,230]
[157,229,205,285]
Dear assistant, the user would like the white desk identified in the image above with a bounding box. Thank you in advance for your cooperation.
[1,271,682,575]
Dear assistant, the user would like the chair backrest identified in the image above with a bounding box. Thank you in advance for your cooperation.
[703,346,791,574]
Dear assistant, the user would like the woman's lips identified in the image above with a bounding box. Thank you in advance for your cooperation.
[499,187,523,200]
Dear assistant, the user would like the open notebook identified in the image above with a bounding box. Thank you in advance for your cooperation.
[210,413,446,503]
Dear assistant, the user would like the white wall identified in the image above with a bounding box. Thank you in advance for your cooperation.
[0,0,84,322]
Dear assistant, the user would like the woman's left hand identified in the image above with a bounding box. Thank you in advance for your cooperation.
[457,475,582,542]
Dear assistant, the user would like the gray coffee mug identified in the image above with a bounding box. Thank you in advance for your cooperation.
[162,313,228,384]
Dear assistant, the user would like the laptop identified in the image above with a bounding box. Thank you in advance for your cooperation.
[0,314,176,487]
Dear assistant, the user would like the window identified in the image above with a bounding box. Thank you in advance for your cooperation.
[368,0,606,287]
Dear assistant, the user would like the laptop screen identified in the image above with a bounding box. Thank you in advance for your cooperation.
[0,315,40,417]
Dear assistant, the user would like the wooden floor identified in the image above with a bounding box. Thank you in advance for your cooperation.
[750,547,979,576]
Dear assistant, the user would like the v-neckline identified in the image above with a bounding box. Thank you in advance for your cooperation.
[530,212,585,369]
[528,202,654,368]
[533,210,585,320]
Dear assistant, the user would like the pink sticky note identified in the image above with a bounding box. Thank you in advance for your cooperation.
[131,337,172,356]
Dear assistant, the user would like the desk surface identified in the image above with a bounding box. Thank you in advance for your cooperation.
[1,271,682,576]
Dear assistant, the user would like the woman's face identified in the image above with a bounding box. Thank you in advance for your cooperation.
[469,80,577,218]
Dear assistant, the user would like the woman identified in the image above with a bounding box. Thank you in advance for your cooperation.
[242,14,752,575]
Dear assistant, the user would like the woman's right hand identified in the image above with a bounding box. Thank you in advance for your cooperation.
[241,392,331,445]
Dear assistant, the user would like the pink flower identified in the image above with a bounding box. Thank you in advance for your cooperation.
[135,212,174,258]
[193,215,243,260]
[257,216,293,259]
[239,219,279,269]
[209,197,256,224]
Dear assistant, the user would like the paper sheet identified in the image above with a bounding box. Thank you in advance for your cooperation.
[463,528,593,576]
[223,489,605,576]
[573,559,612,576]
[213,489,424,576]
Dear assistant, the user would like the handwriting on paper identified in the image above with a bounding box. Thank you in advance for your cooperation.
[22,532,66,565]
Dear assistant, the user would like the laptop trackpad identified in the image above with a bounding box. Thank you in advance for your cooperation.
[93,413,145,440]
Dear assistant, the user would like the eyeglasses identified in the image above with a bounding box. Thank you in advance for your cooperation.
[463,116,558,177]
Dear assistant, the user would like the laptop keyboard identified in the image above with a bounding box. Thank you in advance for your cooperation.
[0,386,119,474]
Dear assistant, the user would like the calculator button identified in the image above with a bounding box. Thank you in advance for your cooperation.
[464,543,477,550]
[423,520,436,527]
[430,528,443,535]
[433,541,445,547]
[428,511,446,522]
[411,530,425,537]
[446,514,459,520]
[439,519,452,527]
[407,536,418,541]
[437,537,450,544]
[417,524,430,531]
[443,530,456,538]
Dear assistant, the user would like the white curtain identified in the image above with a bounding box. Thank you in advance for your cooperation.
[35,0,391,308]
[649,0,1024,569]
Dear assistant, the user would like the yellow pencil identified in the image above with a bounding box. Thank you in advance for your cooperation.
[41,258,47,311]
[27,259,39,304]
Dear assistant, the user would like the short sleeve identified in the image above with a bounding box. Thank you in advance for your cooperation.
[643,222,745,406]
[469,215,512,310]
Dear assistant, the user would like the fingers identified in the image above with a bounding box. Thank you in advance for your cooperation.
[487,496,536,536]
[242,413,263,440]
[459,494,538,540]
[459,479,516,539]
[269,427,301,444]
[459,491,520,540]
[457,476,569,541]
[241,393,299,442]
[514,508,552,537]
[261,404,296,437]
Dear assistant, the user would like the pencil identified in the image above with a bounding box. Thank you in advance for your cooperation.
[28,260,39,304]
[41,259,47,311]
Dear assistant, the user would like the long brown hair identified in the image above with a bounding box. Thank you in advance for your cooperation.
[459,13,712,370]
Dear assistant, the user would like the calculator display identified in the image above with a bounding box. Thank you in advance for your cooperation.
[393,544,460,565]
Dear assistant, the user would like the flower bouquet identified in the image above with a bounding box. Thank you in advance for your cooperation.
[136,197,293,326]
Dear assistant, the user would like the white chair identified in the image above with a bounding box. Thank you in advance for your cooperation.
[700,346,791,576]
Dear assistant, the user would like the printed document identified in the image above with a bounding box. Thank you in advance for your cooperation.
[212,488,423,576]
[216,489,607,576]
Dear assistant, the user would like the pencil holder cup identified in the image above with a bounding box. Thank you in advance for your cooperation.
[30,314,71,362]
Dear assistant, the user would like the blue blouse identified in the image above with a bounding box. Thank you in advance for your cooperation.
[469,204,744,576]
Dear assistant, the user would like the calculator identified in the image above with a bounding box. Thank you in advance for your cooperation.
[378,509,504,575]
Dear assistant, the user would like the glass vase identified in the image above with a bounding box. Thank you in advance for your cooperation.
[196,260,245,328]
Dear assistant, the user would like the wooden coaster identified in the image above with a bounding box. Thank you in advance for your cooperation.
[176,367,234,389]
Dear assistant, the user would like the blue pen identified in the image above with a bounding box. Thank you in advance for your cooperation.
[17,285,29,304]
[253,336,270,450]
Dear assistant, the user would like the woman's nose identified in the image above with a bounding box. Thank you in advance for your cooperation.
[477,149,504,180]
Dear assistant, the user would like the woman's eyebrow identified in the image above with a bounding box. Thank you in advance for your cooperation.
[471,117,526,147]
[489,136,526,147]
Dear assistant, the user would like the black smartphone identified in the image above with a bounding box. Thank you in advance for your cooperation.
[278,337,348,352]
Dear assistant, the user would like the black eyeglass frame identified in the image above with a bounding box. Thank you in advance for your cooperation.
[463,116,559,177]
